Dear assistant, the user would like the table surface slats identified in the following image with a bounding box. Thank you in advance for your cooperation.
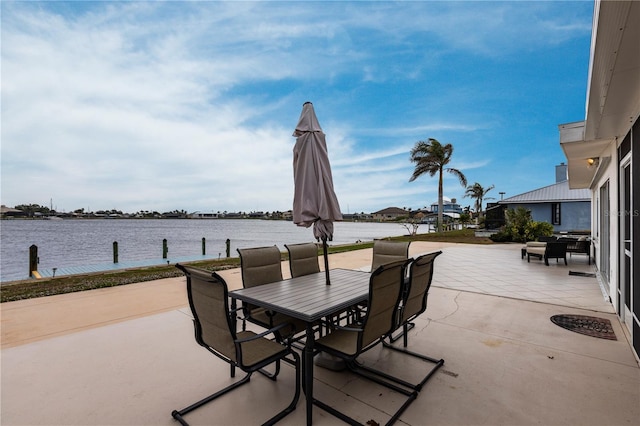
[230,269,370,322]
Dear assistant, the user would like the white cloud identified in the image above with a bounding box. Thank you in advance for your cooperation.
[1,1,592,213]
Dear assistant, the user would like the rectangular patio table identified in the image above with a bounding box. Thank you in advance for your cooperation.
[230,268,371,426]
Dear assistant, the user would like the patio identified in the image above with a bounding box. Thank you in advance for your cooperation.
[2,242,639,425]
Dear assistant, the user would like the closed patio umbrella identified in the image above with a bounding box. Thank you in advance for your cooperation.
[292,102,342,284]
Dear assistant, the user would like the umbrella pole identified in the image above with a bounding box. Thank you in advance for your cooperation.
[322,237,330,285]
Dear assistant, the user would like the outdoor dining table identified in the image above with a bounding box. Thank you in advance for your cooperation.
[230,268,371,426]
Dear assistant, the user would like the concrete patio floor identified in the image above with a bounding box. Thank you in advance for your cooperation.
[2,242,639,425]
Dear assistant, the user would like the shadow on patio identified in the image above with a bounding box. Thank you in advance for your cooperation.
[2,242,638,425]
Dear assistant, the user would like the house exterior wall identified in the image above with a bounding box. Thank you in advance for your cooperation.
[633,123,640,359]
[559,201,591,232]
[591,142,618,297]
[505,202,590,233]
[559,0,639,361]
[576,116,638,361]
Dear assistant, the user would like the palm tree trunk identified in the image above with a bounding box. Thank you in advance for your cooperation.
[438,167,444,233]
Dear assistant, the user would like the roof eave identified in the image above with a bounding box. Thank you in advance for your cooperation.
[559,1,640,190]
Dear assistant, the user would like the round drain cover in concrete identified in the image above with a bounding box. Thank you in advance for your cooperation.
[550,314,617,340]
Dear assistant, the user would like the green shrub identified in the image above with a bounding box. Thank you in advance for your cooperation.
[525,221,554,241]
[489,230,512,242]
[503,207,554,242]
[504,207,532,242]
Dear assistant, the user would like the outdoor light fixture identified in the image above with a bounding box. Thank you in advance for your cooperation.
[587,157,599,168]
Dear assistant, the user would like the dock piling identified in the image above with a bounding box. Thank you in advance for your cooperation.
[113,241,119,263]
[29,245,38,278]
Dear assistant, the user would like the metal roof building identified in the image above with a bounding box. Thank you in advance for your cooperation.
[495,164,591,233]
[501,180,590,204]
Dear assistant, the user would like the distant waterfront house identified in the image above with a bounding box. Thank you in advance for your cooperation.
[372,207,409,221]
[429,198,463,215]
[498,164,591,233]
[190,211,220,219]
[0,205,26,218]
[558,1,639,360]
[342,213,373,221]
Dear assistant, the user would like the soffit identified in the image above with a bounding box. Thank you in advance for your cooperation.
[585,1,640,141]
[561,138,612,189]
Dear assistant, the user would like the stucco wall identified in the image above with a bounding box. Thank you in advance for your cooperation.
[509,201,591,232]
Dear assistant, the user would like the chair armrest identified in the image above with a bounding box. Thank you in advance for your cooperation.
[329,323,363,333]
[321,313,364,331]
[234,321,292,344]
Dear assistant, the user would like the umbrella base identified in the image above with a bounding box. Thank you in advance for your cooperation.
[314,353,346,371]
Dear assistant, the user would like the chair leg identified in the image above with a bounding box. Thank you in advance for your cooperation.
[382,340,445,392]
[346,359,420,425]
[403,323,410,347]
[172,372,252,425]
[257,359,280,380]
[314,390,418,426]
[387,322,415,345]
[348,359,418,393]
[172,352,300,426]
[313,399,362,426]
[262,351,301,426]
[313,358,419,426]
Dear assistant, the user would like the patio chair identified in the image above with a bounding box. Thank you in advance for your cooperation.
[521,236,556,259]
[387,251,442,346]
[313,259,420,425]
[383,251,445,391]
[371,240,411,271]
[558,237,591,264]
[285,242,350,335]
[360,240,411,319]
[284,243,320,278]
[172,264,300,426]
[538,236,558,242]
[237,246,306,341]
[527,241,569,266]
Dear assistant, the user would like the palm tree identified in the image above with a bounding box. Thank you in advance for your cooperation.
[409,138,467,232]
[464,182,495,222]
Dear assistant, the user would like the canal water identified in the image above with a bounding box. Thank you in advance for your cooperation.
[0,219,410,282]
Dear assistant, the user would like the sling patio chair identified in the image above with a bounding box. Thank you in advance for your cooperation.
[386,251,441,345]
[355,240,411,320]
[172,264,300,426]
[313,259,421,426]
[237,246,307,342]
[285,242,350,336]
[371,240,411,271]
[284,242,320,278]
[383,251,445,391]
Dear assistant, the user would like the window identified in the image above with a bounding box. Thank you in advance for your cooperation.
[551,203,561,225]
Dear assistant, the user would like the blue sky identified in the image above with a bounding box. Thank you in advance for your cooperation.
[1,1,594,214]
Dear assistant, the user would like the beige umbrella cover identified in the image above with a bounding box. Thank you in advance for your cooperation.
[292,102,342,283]
[292,102,342,240]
